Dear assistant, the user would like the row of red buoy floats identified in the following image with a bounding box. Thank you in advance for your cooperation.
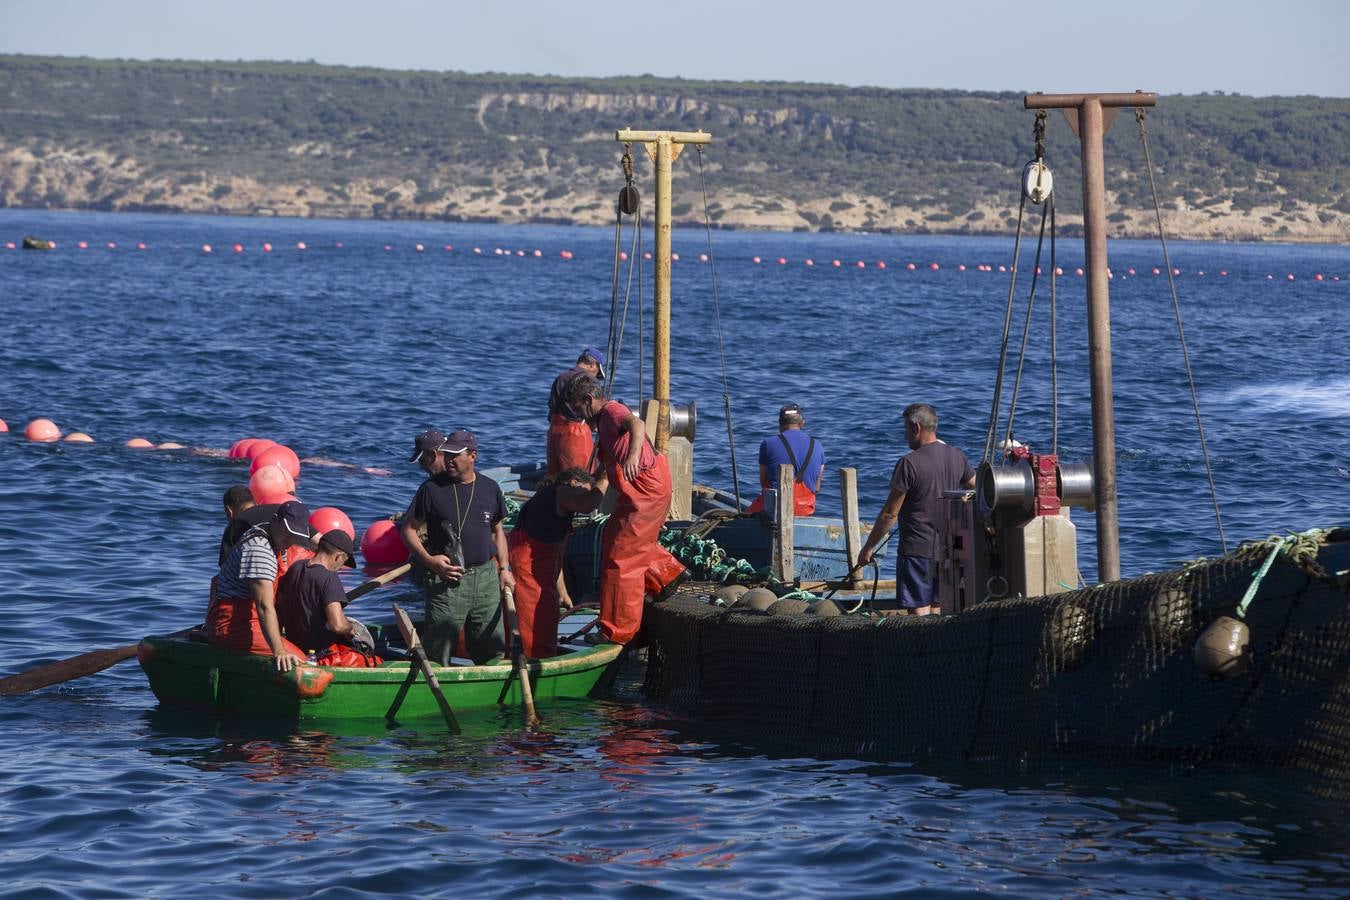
[8,239,1341,280]
[6,417,408,569]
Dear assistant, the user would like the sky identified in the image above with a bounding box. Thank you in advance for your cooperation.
[1,0,1346,97]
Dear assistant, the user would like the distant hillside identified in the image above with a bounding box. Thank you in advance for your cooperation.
[1,55,1348,242]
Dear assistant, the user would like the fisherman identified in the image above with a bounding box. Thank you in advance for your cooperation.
[566,376,687,645]
[205,499,314,671]
[547,346,606,474]
[507,467,604,658]
[277,530,382,667]
[745,402,826,516]
[400,429,513,665]
[219,483,278,565]
[857,403,976,616]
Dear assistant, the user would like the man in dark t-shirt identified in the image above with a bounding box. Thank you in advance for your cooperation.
[277,530,380,666]
[508,468,603,658]
[858,403,975,615]
[400,429,513,665]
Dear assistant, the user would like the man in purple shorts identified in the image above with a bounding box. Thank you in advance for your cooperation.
[857,403,975,616]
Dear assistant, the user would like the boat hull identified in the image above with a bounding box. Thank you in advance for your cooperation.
[137,635,623,721]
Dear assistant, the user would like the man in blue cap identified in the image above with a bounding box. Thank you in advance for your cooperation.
[546,346,606,475]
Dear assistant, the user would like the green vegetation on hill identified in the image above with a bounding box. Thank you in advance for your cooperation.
[1,54,1347,240]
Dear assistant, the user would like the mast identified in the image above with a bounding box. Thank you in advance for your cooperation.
[613,129,711,451]
[1022,91,1156,584]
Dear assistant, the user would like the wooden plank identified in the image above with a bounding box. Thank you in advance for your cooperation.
[772,463,795,583]
[840,467,862,587]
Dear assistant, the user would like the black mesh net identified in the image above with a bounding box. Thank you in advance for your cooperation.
[642,530,1350,800]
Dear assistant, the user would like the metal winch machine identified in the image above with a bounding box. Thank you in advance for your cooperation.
[937,448,1096,614]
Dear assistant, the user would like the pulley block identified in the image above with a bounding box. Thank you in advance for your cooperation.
[1022,160,1053,203]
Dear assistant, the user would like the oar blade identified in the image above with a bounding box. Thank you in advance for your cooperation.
[0,644,139,697]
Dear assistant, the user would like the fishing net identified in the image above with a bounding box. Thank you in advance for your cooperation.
[641,529,1350,801]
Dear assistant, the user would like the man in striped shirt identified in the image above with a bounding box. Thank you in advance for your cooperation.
[206,500,314,671]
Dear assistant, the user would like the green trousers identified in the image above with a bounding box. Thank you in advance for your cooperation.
[422,561,506,665]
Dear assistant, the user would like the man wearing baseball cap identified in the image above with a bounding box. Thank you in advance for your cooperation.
[401,429,515,665]
[205,499,315,672]
[277,530,382,667]
[746,403,826,516]
[545,347,605,475]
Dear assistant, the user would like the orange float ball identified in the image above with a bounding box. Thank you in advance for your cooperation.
[157,442,185,450]
[244,439,278,461]
[249,463,295,503]
[0,418,9,432]
[25,419,61,442]
[310,506,356,541]
[126,438,154,449]
[250,444,300,481]
[361,519,409,565]
[63,432,95,443]
[229,437,260,459]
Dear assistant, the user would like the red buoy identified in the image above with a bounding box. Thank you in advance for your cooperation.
[249,464,295,503]
[832,260,841,267]
[929,262,939,270]
[805,259,814,266]
[777,257,787,265]
[77,241,88,250]
[251,444,301,480]
[310,506,356,541]
[232,243,244,254]
[25,419,61,442]
[752,256,762,264]
[228,438,257,459]
[877,261,886,269]
[907,262,916,271]
[262,243,273,253]
[244,439,278,461]
[361,518,409,565]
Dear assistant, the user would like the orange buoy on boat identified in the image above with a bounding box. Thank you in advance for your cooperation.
[250,463,296,504]
[25,419,61,442]
[125,437,153,449]
[361,518,408,565]
[310,506,356,541]
[251,444,300,480]
[63,432,95,443]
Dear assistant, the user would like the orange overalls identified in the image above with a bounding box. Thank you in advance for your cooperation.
[206,540,311,656]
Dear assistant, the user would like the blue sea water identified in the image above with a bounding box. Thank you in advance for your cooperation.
[0,209,1348,897]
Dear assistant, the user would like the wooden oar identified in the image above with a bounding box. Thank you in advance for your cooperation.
[0,562,413,698]
[391,603,461,733]
[501,587,540,729]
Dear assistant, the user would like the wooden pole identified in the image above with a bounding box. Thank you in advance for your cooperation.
[614,129,712,456]
[1023,91,1155,584]
[840,467,862,588]
[772,463,796,583]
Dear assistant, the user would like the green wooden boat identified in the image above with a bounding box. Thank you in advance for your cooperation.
[137,631,623,721]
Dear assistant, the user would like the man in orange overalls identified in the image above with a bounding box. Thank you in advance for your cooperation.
[566,376,687,645]
[546,347,605,475]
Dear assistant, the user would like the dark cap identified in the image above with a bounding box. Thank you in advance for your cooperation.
[580,346,607,381]
[409,428,447,462]
[779,403,803,419]
[272,500,313,547]
[442,429,477,454]
[319,529,358,568]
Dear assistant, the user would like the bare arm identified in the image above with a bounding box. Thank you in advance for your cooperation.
[493,522,515,592]
[251,578,303,672]
[857,488,906,567]
[323,601,354,640]
[621,414,646,481]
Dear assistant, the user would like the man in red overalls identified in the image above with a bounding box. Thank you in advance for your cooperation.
[546,347,605,475]
[566,376,687,645]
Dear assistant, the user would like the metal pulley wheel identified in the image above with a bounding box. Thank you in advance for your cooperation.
[618,184,640,215]
[1022,160,1053,203]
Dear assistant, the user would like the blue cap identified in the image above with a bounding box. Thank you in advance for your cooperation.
[580,347,607,381]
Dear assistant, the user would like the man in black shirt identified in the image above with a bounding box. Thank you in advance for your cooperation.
[400,429,514,665]
[277,530,381,666]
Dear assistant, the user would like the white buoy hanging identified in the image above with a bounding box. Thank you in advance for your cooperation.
[1023,160,1054,203]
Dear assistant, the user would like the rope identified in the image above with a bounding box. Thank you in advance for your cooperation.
[1135,108,1228,555]
[696,146,743,509]
[1049,198,1059,455]
[1002,198,1051,451]
[983,188,1029,463]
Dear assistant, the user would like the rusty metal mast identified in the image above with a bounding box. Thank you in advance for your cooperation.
[1023,91,1157,584]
